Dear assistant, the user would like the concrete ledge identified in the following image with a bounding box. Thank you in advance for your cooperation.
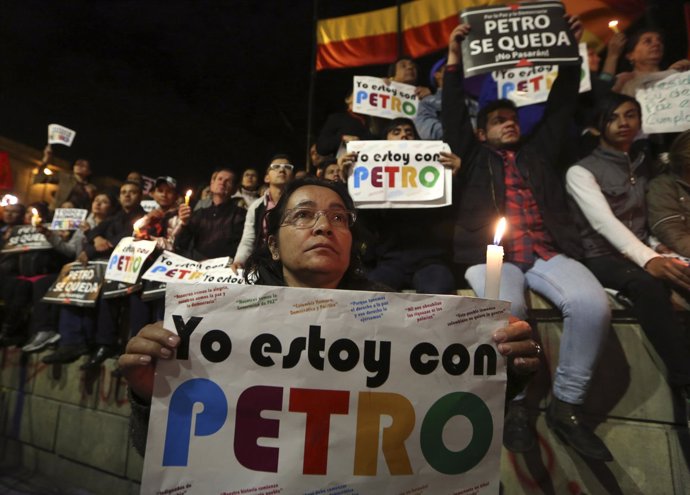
[1,289,688,493]
[55,403,130,476]
[500,416,690,494]
[2,437,140,495]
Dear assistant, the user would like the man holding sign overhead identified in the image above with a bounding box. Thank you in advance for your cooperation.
[443,10,613,461]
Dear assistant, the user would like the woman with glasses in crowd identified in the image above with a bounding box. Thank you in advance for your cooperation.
[119,177,541,454]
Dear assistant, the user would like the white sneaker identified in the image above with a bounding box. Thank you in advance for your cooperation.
[21,331,61,353]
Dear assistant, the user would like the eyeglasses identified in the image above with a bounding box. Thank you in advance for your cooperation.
[280,208,356,229]
[269,163,294,172]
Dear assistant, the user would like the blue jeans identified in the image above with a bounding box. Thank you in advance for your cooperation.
[465,254,611,404]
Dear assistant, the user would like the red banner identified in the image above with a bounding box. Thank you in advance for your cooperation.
[316,0,646,71]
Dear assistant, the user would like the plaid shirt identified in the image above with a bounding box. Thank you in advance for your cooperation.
[500,150,558,268]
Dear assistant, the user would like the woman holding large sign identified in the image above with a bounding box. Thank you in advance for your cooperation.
[119,177,542,456]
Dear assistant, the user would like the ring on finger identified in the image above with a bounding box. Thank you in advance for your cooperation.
[533,342,542,356]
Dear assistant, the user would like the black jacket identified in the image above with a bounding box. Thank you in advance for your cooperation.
[84,206,146,260]
[174,198,247,261]
[442,63,583,265]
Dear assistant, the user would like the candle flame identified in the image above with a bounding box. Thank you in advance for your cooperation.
[31,208,41,226]
[185,189,193,199]
[493,217,507,245]
[133,217,146,232]
[608,20,619,33]
[43,167,53,176]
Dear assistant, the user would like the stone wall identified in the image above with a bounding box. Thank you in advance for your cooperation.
[0,349,142,494]
[1,292,689,494]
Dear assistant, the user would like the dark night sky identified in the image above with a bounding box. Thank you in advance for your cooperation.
[0,0,319,189]
[1,0,688,191]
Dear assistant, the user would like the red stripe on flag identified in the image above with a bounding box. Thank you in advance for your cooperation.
[403,15,458,59]
[316,33,398,71]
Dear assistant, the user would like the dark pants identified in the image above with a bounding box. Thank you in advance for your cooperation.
[59,306,96,347]
[585,255,690,386]
[2,274,59,336]
[367,248,456,294]
[129,293,159,338]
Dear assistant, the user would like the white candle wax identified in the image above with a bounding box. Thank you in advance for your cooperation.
[484,244,504,299]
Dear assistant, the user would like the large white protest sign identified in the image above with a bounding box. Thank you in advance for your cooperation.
[636,71,690,134]
[50,208,88,230]
[142,251,244,285]
[141,283,509,495]
[460,1,579,77]
[494,43,591,107]
[47,124,77,146]
[352,76,419,119]
[104,237,157,284]
[346,140,452,208]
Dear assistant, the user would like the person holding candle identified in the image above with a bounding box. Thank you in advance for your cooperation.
[129,176,184,337]
[566,93,690,395]
[134,176,181,251]
[443,20,613,461]
[118,177,543,457]
[74,181,146,370]
[39,191,119,361]
[174,167,247,261]
[0,201,69,349]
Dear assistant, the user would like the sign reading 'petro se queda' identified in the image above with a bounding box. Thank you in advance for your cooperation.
[142,284,510,495]
[42,261,107,307]
[460,1,579,77]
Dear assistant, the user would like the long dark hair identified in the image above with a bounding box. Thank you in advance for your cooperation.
[595,92,642,136]
[243,177,366,288]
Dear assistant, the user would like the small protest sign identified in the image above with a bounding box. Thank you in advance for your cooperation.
[636,71,690,134]
[142,175,156,195]
[47,124,77,146]
[460,1,579,77]
[346,140,452,208]
[142,251,244,285]
[494,43,591,106]
[101,279,142,299]
[1,225,52,253]
[105,237,157,284]
[141,283,509,494]
[351,76,419,119]
[140,200,158,213]
[42,261,107,307]
[50,208,88,231]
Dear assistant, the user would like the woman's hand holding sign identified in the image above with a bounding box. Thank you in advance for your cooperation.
[494,316,541,374]
[120,322,179,403]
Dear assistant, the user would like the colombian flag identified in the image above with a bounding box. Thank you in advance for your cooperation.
[316,0,647,71]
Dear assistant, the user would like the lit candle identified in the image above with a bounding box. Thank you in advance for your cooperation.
[185,189,193,206]
[31,207,42,227]
[133,217,146,237]
[608,20,620,34]
[484,217,506,300]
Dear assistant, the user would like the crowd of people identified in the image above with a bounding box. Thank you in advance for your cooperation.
[1,11,690,466]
